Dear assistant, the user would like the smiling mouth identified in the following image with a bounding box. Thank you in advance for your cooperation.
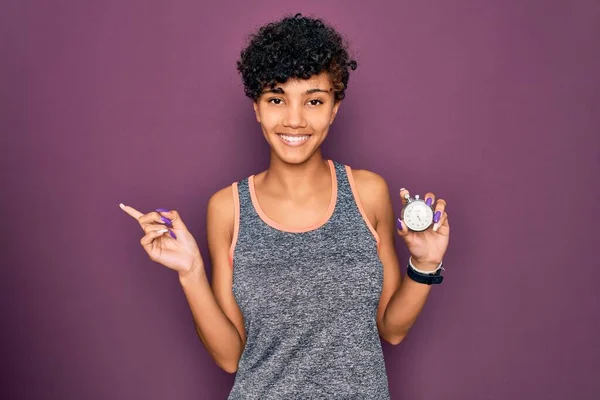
[277,133,311,146]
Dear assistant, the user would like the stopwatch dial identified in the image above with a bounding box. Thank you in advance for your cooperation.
[404,202,434,231]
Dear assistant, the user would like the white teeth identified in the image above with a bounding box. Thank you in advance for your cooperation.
[279,135,309,143]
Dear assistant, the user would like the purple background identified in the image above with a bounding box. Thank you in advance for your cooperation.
[2,0,599,399]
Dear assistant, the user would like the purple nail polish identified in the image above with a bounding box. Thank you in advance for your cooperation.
[426,198,433,206]
[169,230,177,239]
[161,216,172,225]
[397,218,403,231]
[433,211,441,223]
[156,208,169,213]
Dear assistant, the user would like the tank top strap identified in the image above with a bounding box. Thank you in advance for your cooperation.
[331,160,352,207]
[236,177,250,211]
[331,160,381,247]
[234,177,260,227]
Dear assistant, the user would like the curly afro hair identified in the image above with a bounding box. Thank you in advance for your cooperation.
[236,13,358,103]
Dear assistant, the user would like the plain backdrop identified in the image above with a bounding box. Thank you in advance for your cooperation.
[1,0,599,399]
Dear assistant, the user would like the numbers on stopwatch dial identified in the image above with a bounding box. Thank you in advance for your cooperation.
[405,202,434,231]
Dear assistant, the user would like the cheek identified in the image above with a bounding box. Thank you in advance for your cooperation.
[314,112,333,129]
[259,108,279,125]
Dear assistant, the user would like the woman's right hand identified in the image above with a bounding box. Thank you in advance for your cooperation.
[119,203,204,277]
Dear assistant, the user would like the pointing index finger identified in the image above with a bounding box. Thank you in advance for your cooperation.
[119,203,143,220]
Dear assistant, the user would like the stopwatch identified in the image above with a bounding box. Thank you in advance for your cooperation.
[400,194,434,232]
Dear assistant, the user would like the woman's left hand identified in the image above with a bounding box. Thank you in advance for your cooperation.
[396,188,450,270]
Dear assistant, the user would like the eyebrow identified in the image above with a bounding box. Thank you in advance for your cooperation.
[263,87,331,95]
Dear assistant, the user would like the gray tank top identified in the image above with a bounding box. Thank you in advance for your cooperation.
[228,160,390,399]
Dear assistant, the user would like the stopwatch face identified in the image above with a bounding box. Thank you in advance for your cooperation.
[402,200,434,231]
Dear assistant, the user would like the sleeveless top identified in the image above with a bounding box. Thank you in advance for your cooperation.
[227,160,390,399]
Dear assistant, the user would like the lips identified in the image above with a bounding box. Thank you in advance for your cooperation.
[277,133,311,146]
[277,133,311,137]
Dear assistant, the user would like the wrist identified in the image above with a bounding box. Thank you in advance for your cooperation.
[407,257,445,285]
[178,257,205,281]
[409,257,441,272]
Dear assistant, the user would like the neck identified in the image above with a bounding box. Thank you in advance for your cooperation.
[263,151,330,196]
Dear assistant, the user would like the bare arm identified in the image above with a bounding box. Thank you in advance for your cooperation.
[352,170,434,345]
[179,185,246,373]
[374,180,433,344]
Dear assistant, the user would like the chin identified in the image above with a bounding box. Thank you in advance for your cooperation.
[273,151,314,165]
[273,146,324,166]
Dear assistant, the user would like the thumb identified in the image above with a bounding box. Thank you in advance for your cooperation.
[156,208,188,231]
[396,218,409,237]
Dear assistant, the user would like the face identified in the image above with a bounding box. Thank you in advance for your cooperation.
[253,72,342,165]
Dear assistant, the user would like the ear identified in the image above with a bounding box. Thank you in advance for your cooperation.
[253,101,261,123]
[330,100,342,125]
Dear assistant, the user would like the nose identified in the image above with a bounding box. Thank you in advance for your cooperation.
[282,103,307,129]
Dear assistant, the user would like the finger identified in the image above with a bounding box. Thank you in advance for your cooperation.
[441,214,450,233]
[155,208,188,231]
[431,198,446,227]
[143,223,170,234]
[139,211,173,228]
[396,217,409,237]
[433,211,449,232]
[399,188,410,207]
[143,222,178,239]
[140,227,169,248]
[433,213,449,234]
[423,192,435,208]
[119,203,144,220]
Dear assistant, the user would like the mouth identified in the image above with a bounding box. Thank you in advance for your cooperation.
[276,133,311,147]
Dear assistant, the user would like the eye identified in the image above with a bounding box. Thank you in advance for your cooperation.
[268,98,283,105]
[308,99,323,106]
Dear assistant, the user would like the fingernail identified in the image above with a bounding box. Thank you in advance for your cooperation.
[161,216,172,225]
[433,222,439,232]
[156,208,170,213]
[169,230,177,239]
[157,229,168,233]
[397,218,403,231]
[433,211,441,223]
[426,198,433,206]
[119,203,126,210]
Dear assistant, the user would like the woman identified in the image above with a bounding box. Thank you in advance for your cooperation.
[120,13,449,399]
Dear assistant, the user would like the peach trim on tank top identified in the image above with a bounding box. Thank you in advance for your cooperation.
[345,165,381,247]
[248,159,337,233]
[229,182,240,267]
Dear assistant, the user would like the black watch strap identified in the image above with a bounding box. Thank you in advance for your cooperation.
[406,264,444,285]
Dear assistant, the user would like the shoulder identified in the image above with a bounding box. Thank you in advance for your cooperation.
[350,168,387,188]
[206,183,237,238]
[349,168,390,203]
[208,184,236,214]
[348,167,392,224]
